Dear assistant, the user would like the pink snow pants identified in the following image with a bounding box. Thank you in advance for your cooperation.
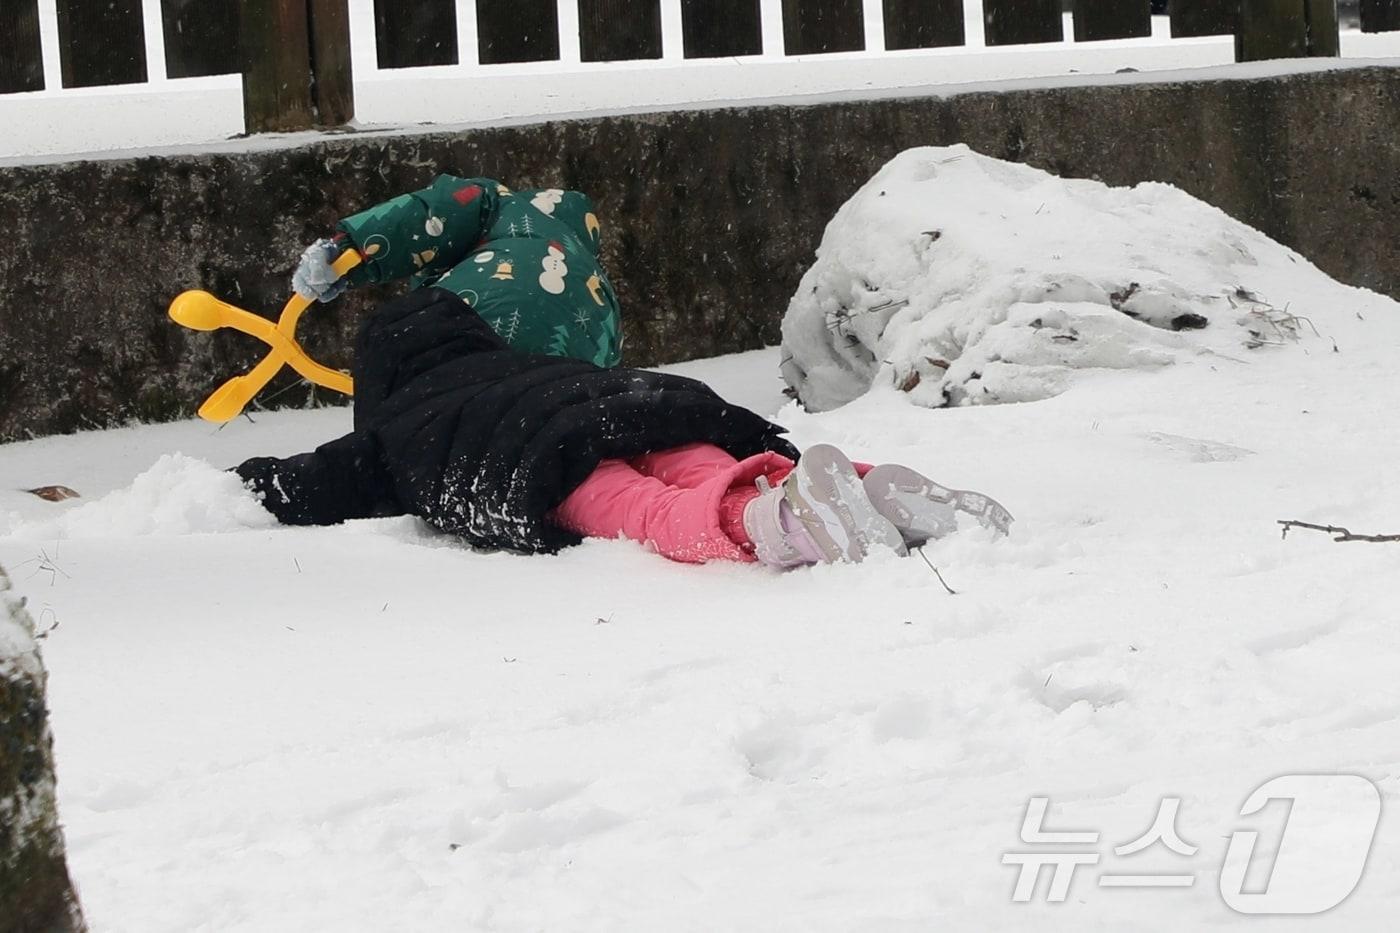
[552,443,796,563]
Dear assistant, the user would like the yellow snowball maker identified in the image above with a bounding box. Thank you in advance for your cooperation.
[168,251,362,423]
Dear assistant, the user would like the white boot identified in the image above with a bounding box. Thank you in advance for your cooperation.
[742,476,826,568]
[743,445,906,566]
[862,463,1013,548]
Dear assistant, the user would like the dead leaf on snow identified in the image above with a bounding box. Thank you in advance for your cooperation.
[25,486,80,502]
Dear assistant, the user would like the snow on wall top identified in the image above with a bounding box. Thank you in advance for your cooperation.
[779,144,1359,412]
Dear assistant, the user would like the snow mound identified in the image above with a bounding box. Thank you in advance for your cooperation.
[9,454,274,539]
[780,144,1350,411]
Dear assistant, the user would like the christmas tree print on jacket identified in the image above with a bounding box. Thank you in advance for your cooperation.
[333,176,622,368]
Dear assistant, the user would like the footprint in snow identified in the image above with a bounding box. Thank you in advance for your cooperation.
[1143,431,1255,463]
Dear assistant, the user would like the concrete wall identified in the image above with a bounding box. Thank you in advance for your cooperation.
[1,66,1397,442]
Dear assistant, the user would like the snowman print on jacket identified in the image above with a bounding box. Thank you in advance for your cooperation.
[539,242,568,295]
[530,189,565,215]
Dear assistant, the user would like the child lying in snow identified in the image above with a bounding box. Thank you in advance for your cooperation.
[235,288,1011,567]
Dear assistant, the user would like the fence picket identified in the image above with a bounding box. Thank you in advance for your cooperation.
[374,0,458,68]
[679,0,763,57]
[781,0,865,54]
[1170,0,1236,37]
[310,0,355,124]
[1236,0,1304,57]
[56,0,148,87]
[883,0,965,49]
[1304,0,1340,53]
[1,0,44,92]
[241,0,312,131]
[580,0,663,61]
[983,0,1063,46]
[160,0,240,78]
[1074,0,1151,41]
[477,0,560,62]
[1236,0,1338,59]
[1361,0,1400,31]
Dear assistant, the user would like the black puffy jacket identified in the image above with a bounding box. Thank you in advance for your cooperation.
[236,288,798,553]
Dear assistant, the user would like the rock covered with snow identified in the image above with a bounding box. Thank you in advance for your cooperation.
[0,564,86,932]
[781,144,1351,411]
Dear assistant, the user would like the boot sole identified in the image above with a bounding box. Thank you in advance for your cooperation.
[863,464,1014,547]
[783,445,907,562]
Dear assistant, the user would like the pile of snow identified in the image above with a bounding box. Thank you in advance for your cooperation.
[781,144,1353,411]
[6,454,273,540]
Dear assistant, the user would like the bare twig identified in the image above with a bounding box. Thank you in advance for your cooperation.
[913,547,957,595]
[35,608,60,640]
[20,546,70,586]
[251,377,312,410]
[825,297,910,335]
[1278,520,1400,543]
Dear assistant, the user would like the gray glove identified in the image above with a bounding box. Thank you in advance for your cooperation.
[292,238,348,303]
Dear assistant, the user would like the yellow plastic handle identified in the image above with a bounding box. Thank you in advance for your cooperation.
[170,249,364,423]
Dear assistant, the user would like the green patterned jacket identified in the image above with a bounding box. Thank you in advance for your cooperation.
[333,176,621,368]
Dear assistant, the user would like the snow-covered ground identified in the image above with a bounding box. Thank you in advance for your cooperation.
[3,277,1400,928]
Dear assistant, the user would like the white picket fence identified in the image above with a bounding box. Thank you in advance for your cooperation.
[5,0,1400,162]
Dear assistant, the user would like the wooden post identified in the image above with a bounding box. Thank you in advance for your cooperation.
[781,0,865,54]
[983,0,1063,46]
[883,0,965,49]
[373,0,457,68]
[1171,0,1237,36]
[1236,0,1338,60]
[476,0,560,63]
[1305,0,1340,54]
[1360,0,1400,31]
[161,0,241,78]
[241,0,313,132]
[580,0,663,60]
[309,0,355,125]
[1,0,45,93]
[56,0,148,88]
[680,0,762,56]
[1074,0,1151,41]
[1236,0,1306,58]
[241,0,354,133]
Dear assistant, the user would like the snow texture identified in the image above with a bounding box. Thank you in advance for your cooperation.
[4,454,274,540]
[781,144,1350,412]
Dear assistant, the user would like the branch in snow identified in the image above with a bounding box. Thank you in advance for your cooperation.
[1277,520,1400,543]
[913,547,957,595]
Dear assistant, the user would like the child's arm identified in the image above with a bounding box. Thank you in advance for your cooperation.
[235,431,397,525]
[333,175,502,287]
